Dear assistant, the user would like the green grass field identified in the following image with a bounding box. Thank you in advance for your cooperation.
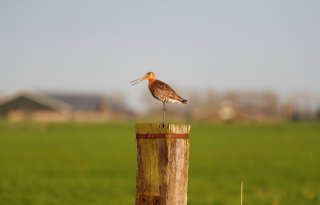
[0,121,319,205]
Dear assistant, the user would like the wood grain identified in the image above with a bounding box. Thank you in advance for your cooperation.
[135,123,190,205]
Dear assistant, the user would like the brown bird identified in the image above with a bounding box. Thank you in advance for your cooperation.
[130,72,187,123]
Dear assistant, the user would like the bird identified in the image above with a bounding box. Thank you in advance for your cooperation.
[130,72,187,124]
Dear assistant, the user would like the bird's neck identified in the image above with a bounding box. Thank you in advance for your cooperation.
[148,78,156,88]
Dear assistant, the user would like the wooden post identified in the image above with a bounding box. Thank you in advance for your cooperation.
[135,123,191,205]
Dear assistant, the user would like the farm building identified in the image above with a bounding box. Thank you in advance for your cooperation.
[0,91,134,122]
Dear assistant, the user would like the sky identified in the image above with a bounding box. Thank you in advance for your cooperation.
[0,1,319,111]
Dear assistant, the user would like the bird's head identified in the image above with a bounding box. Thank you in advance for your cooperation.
[130,72,156,85]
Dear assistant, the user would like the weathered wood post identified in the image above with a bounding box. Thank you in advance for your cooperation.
[135,123,191,205]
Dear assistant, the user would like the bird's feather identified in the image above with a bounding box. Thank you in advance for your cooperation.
[149,80,187,104]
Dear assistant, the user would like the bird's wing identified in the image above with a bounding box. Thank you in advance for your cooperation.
[152,80,185,102]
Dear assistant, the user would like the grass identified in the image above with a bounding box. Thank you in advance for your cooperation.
[0,121,319,205]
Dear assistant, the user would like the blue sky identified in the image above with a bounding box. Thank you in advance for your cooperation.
[1,1,319,110]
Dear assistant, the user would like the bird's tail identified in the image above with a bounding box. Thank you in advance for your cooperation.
[181,99,188,104]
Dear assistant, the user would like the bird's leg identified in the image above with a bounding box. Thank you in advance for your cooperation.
[162,102,166,126]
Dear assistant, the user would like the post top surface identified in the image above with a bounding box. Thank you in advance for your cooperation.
[135,123,191,134]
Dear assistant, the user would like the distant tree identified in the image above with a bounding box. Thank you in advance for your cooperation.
[261,91,279,115]
[316,108,320,119]
[287,91,318,119]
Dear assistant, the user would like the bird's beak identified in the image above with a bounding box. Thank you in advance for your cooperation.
[130,75,148,85]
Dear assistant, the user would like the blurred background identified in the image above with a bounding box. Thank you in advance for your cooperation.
[0,1,319,205]
[1,0,320,122]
